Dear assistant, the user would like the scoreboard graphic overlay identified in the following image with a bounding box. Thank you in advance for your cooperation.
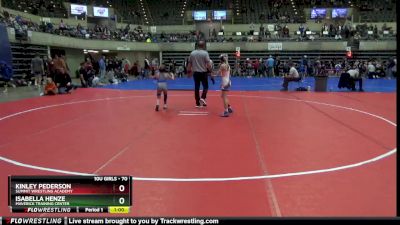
[8,176,132,213]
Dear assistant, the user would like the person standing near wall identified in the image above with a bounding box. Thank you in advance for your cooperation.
[98,55,106,82]
[266,55,275,77]
[392,57,397,78]
[253,59,260,77]
[275,56,281,77]
[387,56,396,78]
[42,55,49,78]
[367,61,376,79]
[31,54,44,89]
[314,56,322,76]
[0,61,14,93]
[260,24,265,39]
[53,54,67,76]
[249,22,255,35]
[46,56,55,81]
[301,55,308,77]
[61,55,70,74]
[144,57,151,79]
[187,40,212,108]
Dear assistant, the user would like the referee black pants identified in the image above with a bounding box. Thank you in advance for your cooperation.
[350,77,363,91]
[193,72,208,106]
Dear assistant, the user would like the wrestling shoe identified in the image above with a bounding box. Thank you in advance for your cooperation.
[228,107,233,114]
[220,111,230,117]
[155,105,159,111]
[163,104,168,109]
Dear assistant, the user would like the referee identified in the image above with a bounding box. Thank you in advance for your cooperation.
[187,41,212,107]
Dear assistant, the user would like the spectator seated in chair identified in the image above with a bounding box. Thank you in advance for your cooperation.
[79,62,92,88]
[55,68,76,94]
[281,62,301,91]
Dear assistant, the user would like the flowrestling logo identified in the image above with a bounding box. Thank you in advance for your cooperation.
[93,7,109,17]
[97,8,105,15]
[70,4,87,15]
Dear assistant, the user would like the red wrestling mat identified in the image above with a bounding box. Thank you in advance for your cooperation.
[0,89,396,216]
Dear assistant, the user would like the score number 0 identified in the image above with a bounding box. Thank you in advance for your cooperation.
[117,184,128,205]
[118,182,127,205]
[116,177,129,205]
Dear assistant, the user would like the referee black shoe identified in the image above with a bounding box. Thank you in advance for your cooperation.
[200,98,207,107]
